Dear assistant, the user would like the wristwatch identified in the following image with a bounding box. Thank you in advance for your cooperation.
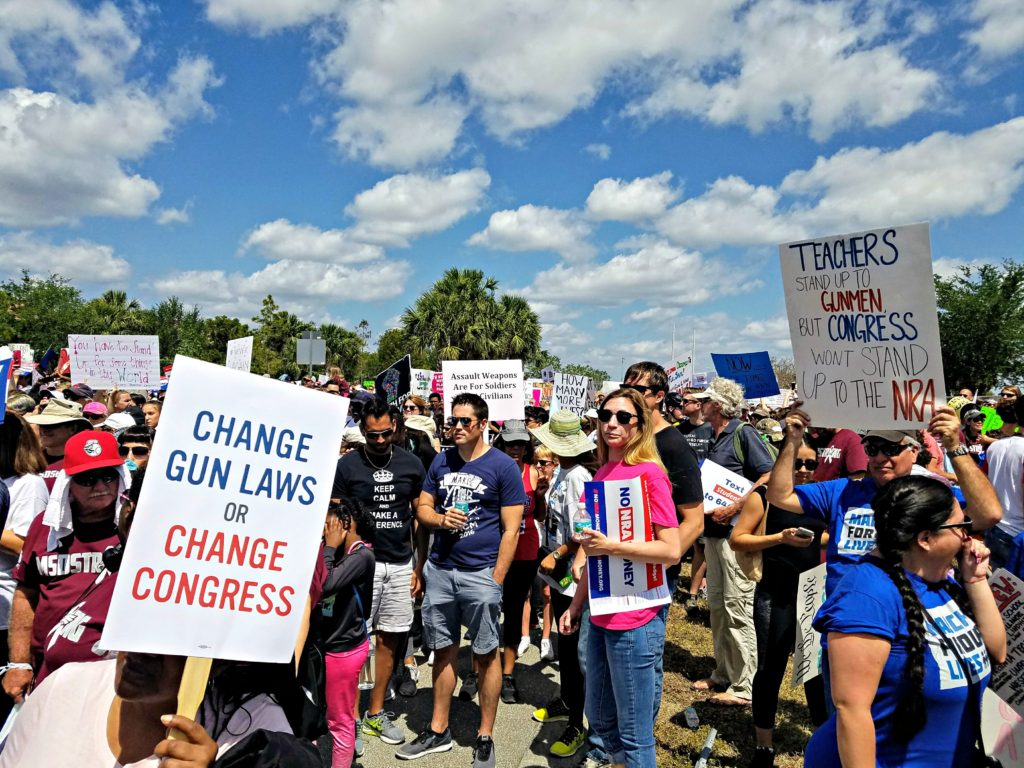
[948,445,970,458]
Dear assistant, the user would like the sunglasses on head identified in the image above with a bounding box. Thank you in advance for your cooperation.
[446,416,476,428]
[118,446,150,458]
[364,428,394,440]
[794,458,819,470]
[71,469,120,487]
[936,518,973,533]
[864,441,910,458]
[597,408,639,425]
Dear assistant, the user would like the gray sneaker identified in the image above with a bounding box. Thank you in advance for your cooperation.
[580,749,613,768]
[363,709,405,745]
[459,671,479,700]
[396,727,453,760]
[472,735,496,768]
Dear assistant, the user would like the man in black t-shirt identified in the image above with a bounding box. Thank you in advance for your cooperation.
[333,399,426,747]
[674,391,714,461]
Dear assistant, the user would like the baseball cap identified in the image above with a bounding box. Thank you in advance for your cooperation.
[500,419,530,442]
[63,431,123,476]
[83,402,109,417]
[68,384,96,400]
[25,399,89,426]
[99,413,137,433]
[861,429,920,446]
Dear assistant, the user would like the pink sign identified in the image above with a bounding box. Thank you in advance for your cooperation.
[431,372,444,396]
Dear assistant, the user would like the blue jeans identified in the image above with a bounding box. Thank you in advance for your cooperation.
[578,603,611,762]
[585,612,666,768]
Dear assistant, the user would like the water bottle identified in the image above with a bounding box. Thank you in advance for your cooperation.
[453,499,470,530]
[683,706,700,729]
[358,625,375,690]
[572,502,591,543]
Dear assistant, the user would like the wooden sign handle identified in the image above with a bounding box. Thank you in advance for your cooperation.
[168,656,213,741]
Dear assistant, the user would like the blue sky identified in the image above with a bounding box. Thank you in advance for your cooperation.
[1,0,1022,378]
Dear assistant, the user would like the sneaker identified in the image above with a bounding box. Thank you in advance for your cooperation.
[472,735,496,768]
[531,697,570,723]
[459,671,479,701]
[500,674,518,704]
[354,732,365,758]
[750,745,776,768]
[697,585,708,600]
[550,724,585,758]
[398,664,418,697]
[581,749,613,768]
[539,638,555,661]
[685,596,700,615]
[363,710,405,745]
[395,727,453,760]
[516,635,531,656]
[427,651,435,666]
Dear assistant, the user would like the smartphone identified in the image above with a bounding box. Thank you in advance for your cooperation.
[794,527,815,539]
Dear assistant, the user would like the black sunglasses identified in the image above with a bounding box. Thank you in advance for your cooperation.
[535,459,556,467]
[864,442,911,458]
[71,469,120,487]
[623,383,655,395]
[794,458,819,470]
[364,428,394,440]
[936,518,973,533]
[446,416,477,428]
[118,446,150,458]
[1001,392,1017,398]
[402,404,420,412]
[597,408,639,425]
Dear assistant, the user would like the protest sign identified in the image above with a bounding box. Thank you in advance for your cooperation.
[600,380,621,395]
[10,344,32,368]
[412,368,432,397]
[57,348,71,376]
[550,372,592,417]
[68,334,160,389]
[0,347,11,425]
[431,372,444,397]
[441,359,525,421]
[225,336,253,373]
[780,223,945,429]
[583,476,669,616]
[699,459,753,514]
[983,688,1024,767]
[711,352,780,399]
[101,355,349,662]
[988,569,1024,717]
[792,563,826,687]
[375,355,412,405]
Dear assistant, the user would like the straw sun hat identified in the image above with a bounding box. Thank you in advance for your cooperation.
[528,409,594,457]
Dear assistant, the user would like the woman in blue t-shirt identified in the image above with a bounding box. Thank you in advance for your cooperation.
[805,475,1006,767]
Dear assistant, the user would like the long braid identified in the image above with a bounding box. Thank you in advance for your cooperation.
[878,554,928,740]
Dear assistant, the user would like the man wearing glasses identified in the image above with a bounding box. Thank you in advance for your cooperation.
[674,390,713,461]
[332,398,426,747]
[399,393,525,768]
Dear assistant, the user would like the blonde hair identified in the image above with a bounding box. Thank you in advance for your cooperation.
[533,445,557,463]
[596,389,665,472]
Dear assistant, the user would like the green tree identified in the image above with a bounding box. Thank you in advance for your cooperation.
[84,290,144,334]
[0,272,88,351]
[525,349,562,378]
[204,316,252,362]
[563,363,609,388]
[491,295,542,360]
[141,297,210,363]
[770,355,796,389]
[318,322,363,377]
[935,261,1024,392]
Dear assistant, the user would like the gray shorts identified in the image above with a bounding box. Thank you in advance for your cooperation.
[371,558,415,633]
[422,559,502,654]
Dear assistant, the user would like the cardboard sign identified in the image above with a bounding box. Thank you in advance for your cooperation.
[699,459,753,514]
[68,334,160,389]
[792,563,826,687]
[0,347,11,425]
[583,476,670,616]
[710,352,780,399]
[412,368,432,397]
[375,355,412,406]
[780,223,946,429]
[101,356,349,662]
[225,336,253,373]
[441,359,525,421]
[550,372,592,417]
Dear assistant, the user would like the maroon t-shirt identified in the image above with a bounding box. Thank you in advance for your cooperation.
[40,459,64,493]
[37,568,116,683]
[12,513,120,664]
[813,429,869,482]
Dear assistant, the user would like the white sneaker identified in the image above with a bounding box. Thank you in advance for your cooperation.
[427,651,435,666]
[540,638,555,661]
[516,636,531,656]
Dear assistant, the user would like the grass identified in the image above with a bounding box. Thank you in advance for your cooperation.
[655,566,814,767]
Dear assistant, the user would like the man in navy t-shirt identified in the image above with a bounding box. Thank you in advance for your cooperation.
[397,393,525,768]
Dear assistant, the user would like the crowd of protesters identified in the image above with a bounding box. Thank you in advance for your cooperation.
[0,359,1019,768]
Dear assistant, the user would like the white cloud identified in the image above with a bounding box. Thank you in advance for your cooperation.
[203,0,337,33]
[469,204,593,261]
[346,168,490,246]
[585,143,611,160]
[966,0,1024,59]
[0,231,130,281]
[541,321,593,358]
[586,172,679,222]
[932,257,994,279]
[239,219,385,263]
[156,201,193,226]
[627,306,679,323]
[595,318,614,330]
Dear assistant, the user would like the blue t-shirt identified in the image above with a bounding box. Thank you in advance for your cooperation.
[805,557,991,767]
[795,476,879,593]
[423,447,527,571]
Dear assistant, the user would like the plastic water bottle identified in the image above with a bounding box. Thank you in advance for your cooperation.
[683,706,700,729]
[453,499,470,530]
[572,502,591,543]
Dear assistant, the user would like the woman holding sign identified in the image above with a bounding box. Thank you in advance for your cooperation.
[559,389,681,768]
[805,475,1005,767]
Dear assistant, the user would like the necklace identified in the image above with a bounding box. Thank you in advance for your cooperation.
[363,447,394,470]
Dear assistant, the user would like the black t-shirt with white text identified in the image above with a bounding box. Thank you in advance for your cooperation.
[333,447,425,564]
[677,421,713,462]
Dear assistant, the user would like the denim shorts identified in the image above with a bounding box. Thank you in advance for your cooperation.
[371,558,415,633]
[422,559,502,654]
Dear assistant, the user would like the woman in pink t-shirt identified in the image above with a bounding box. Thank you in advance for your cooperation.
[559,388,681,768]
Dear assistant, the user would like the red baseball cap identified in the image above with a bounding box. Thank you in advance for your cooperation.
[63,431,124,476]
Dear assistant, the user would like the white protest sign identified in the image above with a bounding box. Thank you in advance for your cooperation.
[987,569,1024,716]
[69,334,160,389]
[412,368,432,397]
[550,372,591,417]
[225,336,253,373]
[441,359,525,421]
[584,476,670,616]
[10,344,32,367]
[792,563,826,687]
[780,223,945,429]
[983,688,1024,766]
[101,355,349,662]
[700,459,753,514]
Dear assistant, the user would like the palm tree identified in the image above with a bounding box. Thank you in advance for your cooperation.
[493,294,541,359]
[88,290,144,334]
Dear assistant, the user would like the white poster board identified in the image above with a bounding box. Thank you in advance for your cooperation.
[9,344,32,367]
[700,459,753,514]
[225,336,253,373]
[68,334,160,389]
[981,569,1024,764]
[792,563,826,687]
[412,368,432,397]
[584,476,670,616]
[441,359,525,422]
[550,372,592,417]
[780,223,945,429]
[101,356,349,662]
[983,688,1024,766]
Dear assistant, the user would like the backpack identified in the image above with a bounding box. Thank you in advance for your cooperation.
[732,422,779,468]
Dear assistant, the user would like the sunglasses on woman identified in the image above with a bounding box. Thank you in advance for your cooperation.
[535,459,556,467]
[794,458,819,470]
[403,405,420,412]
[936,518,973,533]
[864,442,910,458]
[119,446,150,458]
[597,408,639,425]
[71,469,120,487]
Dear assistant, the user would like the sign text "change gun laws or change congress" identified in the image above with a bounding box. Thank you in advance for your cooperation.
[101,356,349,662]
